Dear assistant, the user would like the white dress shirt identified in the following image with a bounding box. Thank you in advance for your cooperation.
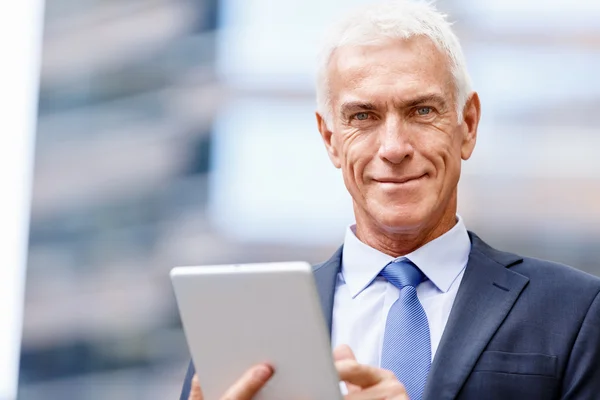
[331,216,471,367]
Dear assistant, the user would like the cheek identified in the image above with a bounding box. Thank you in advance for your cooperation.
[438,141,463,191]
[339,130,373,186]
[420,132,461,182]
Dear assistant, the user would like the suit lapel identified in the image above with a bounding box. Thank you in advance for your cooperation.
[423,233,529,400]
[313,236,529,400]
[313,246,343,334]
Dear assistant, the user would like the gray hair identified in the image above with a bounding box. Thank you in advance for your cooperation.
[316,1,473,126]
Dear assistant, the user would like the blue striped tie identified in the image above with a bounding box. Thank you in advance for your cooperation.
[380,259,431,400]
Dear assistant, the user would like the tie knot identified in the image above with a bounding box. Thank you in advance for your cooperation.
[381,260,424,289]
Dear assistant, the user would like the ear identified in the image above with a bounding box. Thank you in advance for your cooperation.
[460,92,481,161]
[316,112,341,168]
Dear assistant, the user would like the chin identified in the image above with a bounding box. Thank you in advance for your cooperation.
[375,206,428,233]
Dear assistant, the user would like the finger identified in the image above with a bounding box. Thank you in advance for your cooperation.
[332,345,361,394]
[220,364,273,400]
[344,379,408,400]
[333,344,356,361]
[336,359,390,388]
[188,374,204,400]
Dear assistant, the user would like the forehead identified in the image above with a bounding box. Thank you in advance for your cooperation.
[328,36,454,106]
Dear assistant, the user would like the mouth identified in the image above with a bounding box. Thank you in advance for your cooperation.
[373,174,427,185]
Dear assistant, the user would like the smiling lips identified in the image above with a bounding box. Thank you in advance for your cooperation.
[373,174,426,185]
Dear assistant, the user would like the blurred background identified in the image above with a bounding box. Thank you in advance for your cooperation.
[17,0,600,399]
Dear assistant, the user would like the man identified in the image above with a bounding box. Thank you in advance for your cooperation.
[180,1,600,399]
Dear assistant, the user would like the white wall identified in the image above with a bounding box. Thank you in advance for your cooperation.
[0,0,44,399]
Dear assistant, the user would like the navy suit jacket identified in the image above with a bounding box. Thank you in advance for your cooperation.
[179,232,600,399]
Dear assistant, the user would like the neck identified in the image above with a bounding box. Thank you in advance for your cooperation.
[354,197,458,258]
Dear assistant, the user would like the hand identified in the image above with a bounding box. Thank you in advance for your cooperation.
[334,345,409,400]
[188,364,274,400]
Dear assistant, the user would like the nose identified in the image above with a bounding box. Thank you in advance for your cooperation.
[377,116,414,164]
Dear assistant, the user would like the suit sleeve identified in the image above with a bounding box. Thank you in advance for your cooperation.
[179,360,195,400]
[561,289,600,399]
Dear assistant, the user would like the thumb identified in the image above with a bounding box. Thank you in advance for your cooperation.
[333,345,361,395]
[189,374,204,400]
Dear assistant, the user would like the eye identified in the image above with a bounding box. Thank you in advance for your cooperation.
[353,112,370,121]
[416,106,433,116]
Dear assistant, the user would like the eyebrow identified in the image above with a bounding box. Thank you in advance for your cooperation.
[339,101,378,116]
[339,93,448,116]
[402,94,448,109]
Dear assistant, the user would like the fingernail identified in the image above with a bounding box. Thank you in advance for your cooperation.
[254,365,272,381]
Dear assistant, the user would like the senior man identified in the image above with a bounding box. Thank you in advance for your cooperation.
[180,1,600,399]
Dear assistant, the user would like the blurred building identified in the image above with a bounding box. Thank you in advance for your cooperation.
[18,0,600,399]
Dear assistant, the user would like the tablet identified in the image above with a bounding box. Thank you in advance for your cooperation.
[170,262,343,400]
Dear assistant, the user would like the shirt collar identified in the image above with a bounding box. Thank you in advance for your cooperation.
[341,215,471,298]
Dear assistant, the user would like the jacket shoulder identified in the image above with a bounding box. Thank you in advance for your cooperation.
[471,231,600,292]
[312,246,343,272]
[471,231,600,304]
[514,255,600,292]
